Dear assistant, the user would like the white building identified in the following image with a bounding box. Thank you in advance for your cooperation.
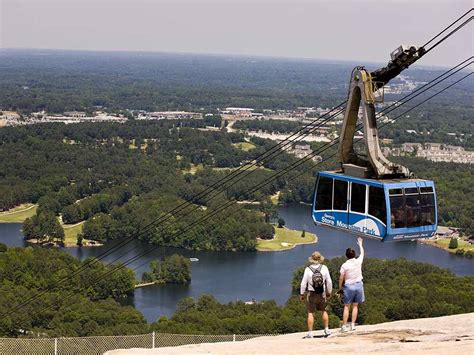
[64,111,87,118]
[146,111,203,120]
[224,107,254,117]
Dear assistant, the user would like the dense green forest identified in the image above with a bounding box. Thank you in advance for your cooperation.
[0,246,146,337]
[379,102,474,148]
[1,118,472,246]
[0,49,350,113]
[150,257,474,334]
[393,156,474,235]
[0,120,314,250]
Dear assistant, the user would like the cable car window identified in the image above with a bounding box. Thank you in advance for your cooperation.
[369,186,386,224]
[315,176,333,211]
[389,189,405,228]
[420,187,434,193]
[420,191,436,226]
[389,188,403,195]
[351,183,366,213]
[333,179,348,210]
[405,189,422,227]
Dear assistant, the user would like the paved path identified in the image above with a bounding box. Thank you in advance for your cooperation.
[0,204,36,216]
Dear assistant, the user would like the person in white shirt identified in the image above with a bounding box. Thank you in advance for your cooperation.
[339,237,365,332]
[300,251,333,338]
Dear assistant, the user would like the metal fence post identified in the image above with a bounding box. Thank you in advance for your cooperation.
[54,338,58,355]
[233,334,236,342]
[152,332,155,349]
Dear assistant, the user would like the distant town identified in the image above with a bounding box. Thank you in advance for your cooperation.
[1,101,472,165]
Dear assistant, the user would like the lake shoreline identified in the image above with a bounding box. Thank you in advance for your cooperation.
[418,238,473,258]
[25,238,104,248]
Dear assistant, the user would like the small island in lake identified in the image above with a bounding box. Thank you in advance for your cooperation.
[137,254,191,288]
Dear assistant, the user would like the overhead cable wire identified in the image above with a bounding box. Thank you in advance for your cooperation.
[424,15,473,55]
[422,8,473,48]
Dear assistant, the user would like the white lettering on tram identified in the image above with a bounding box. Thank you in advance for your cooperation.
[336,219,380,236]
[322,216,335,225]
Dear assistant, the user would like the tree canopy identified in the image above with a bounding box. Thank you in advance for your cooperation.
[0,247,145,337]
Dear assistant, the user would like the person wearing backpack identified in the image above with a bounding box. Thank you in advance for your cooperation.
[300,251,333,338]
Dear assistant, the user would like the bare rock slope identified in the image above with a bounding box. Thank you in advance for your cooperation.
[108,313,474,354]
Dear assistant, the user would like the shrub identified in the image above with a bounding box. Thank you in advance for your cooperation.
[448,237,458,249]
[278,218,285,228]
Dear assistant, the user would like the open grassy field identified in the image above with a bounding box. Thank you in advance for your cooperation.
[257,227,317,252]
[233,141,256,151]
[63,221,85,246]
[0,204,37,223]
[270,191,280,205]
[183,163,204,175]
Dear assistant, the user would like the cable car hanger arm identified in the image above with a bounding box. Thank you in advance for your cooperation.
[338,45,426,179]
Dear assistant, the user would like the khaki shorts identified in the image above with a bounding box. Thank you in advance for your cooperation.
[306,291,328,312]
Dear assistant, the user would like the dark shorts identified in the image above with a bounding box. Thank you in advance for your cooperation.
[343,281,365,304]
[306,291,328,312]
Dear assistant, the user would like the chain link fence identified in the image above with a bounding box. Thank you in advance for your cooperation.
[0,332,276,354]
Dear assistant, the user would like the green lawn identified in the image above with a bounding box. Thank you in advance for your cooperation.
[270,192,280,205]
[183,163,204,175]
[233,142,256,151]
[257,227,317,252]
[428,237,474,254]
[63,222,85,246]
[0,204,37,223]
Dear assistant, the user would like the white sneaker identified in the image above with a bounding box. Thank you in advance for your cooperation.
[323,329,332,337]
[302,334,313,339]
[350,323,356,331]
[341,325,348,332]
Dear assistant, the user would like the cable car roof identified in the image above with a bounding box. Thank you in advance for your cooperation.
[319,170,435,186]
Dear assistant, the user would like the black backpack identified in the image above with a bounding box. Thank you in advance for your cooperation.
[309,265,325,294]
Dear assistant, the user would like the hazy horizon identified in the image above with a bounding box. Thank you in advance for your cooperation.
[0,47,461,71]
[1,0,472,68]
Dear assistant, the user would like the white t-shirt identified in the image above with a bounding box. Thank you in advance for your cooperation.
[300,263,333,295]
[340,256,364,285]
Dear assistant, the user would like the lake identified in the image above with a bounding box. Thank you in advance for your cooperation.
[1,203,472,322]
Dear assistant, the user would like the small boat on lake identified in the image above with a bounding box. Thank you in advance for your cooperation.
[189,257,199,262]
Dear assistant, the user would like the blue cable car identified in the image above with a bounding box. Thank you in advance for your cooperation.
[311,47,438,241]
[312,171,437,241]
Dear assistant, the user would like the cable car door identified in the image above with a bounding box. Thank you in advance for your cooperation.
[349,182,368,235]
[332,179,349,228]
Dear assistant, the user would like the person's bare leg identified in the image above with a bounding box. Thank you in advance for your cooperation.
[351,303,358,326]
[307,312,314,331]
[322,311,329,328]
[343,304,350,325]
